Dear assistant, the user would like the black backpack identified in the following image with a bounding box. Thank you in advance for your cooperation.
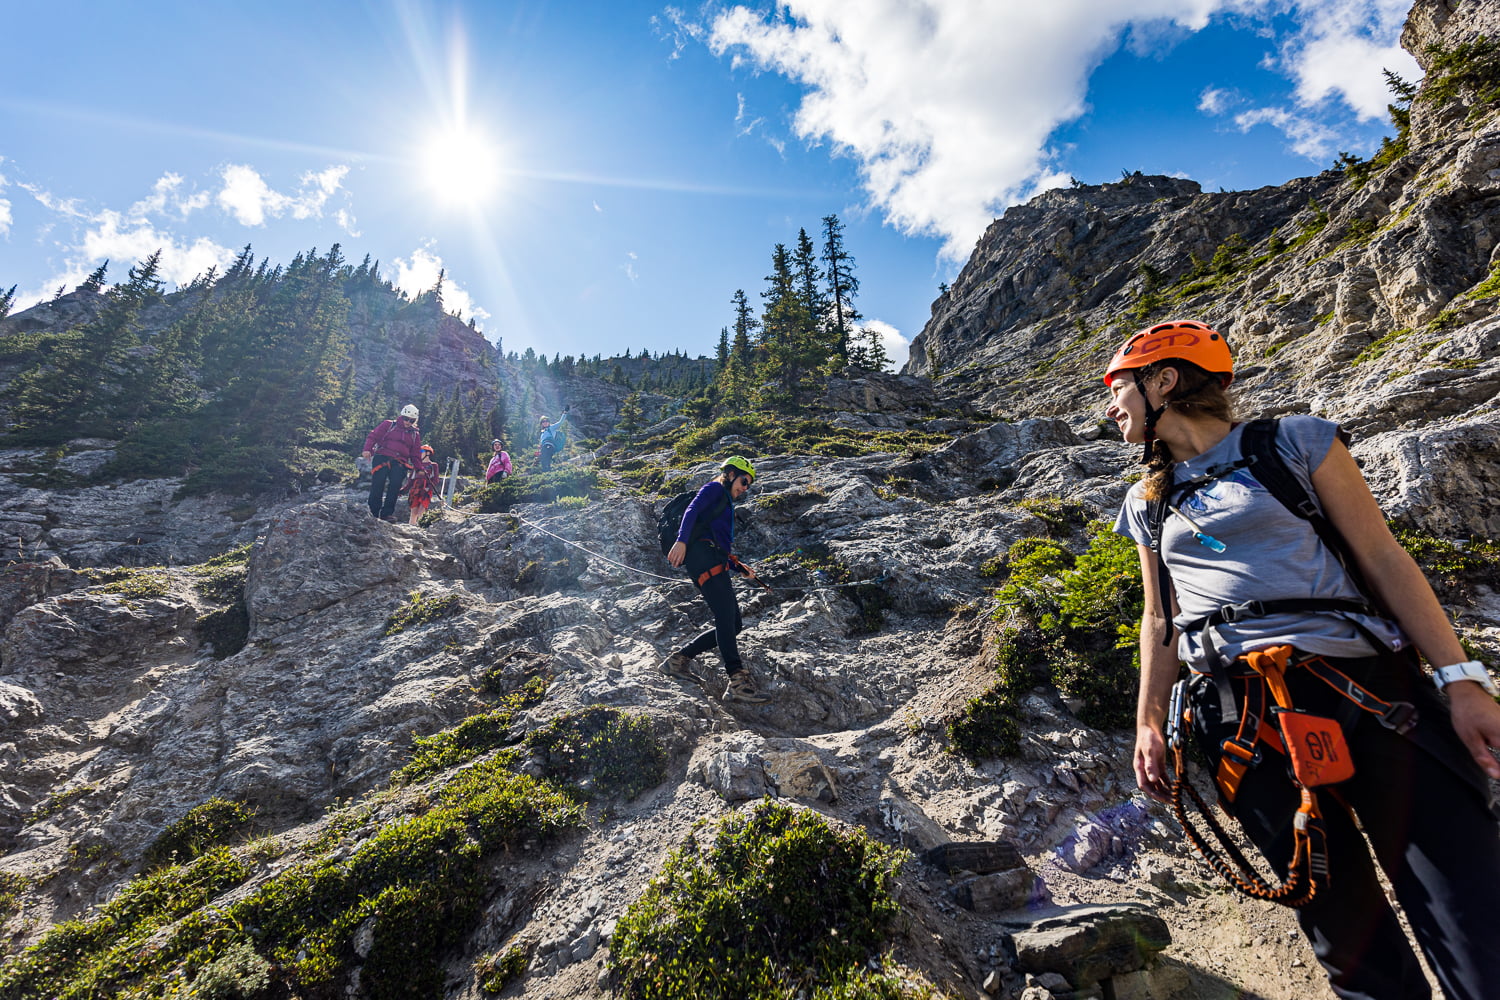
[657,487,728,557]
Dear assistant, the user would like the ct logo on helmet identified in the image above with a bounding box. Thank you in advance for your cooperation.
[1135,329,1203,354]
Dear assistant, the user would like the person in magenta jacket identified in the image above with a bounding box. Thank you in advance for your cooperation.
[485,439,512,483]
[362,404,423,521]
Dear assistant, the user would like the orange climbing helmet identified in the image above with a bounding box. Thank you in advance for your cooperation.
[1103,320,1233,387]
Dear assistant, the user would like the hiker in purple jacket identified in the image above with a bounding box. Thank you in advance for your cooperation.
[362,404,423,521]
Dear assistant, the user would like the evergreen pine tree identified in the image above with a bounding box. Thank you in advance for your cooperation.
[10,249,164,443]
[821,214,861,365]
[614,390,644,440]
[0,285,14,321]
[792,227,829,358]
[79,261,109,294]
[757,243,816,406]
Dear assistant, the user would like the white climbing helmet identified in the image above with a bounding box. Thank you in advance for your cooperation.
[400,404,419,420]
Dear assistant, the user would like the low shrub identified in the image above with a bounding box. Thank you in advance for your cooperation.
[0,766,585,1000]
[610,801,907,1000]
[467,467,600,513]
[142,798,258,870]
[946,686,1022,761]
[383,590,465,637]
[475,943,531,993]
[395,677,548,784]
[950,525,1144,760]
[524,707,667,800]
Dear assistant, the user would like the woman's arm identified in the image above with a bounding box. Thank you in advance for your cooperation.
[1313,440,1500,778]
[1134,541,1182,802]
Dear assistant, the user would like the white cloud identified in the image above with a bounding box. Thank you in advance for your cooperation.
[1271,0,1418,120]
[9,171,238,310]
[623,251,639,283]
[19,182,86,218]
[128,172,210,221]
[216,163,350,226]
[734,92,762,136]
[389,243,490,326]
[80,212,236,286]
[336,207,361,237]
[861,319,908,372]
[0,198,10,237]
[1232,106,1341,159]
[699,0,1416,255]
[1198,86,1236,115]
[654,6,707,61]
[706,0,1225,259]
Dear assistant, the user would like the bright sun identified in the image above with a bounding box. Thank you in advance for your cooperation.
[420,126,504,207]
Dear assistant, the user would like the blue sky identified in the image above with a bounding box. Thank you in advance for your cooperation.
[0,1,1416,370]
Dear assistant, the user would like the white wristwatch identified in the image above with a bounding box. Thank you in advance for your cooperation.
[1432,660,1499,697]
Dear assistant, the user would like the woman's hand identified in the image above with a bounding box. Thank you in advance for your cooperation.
[667,541,686,567]
[1447,682,1500,780]
[1134,725,1173,803]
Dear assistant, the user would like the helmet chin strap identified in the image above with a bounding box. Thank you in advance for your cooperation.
[1135,371,1169,465]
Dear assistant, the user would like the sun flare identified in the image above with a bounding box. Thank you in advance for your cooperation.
[419,126,504,208]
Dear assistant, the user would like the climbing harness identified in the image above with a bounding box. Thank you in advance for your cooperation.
[1167,645,1339,907]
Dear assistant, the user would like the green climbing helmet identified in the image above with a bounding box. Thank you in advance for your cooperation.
[722,455,756,482]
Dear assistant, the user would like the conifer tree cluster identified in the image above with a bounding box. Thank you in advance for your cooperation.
[705,213,885,415]
[2,245,503,494]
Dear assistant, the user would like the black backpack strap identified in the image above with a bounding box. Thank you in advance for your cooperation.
[1240,419,1389,619]
[1145,465,1174,644]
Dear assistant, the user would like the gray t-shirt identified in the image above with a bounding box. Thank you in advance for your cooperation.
[1114,414,1406,668]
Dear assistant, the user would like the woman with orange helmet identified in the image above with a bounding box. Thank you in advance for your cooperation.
[1106,320,1500,1000]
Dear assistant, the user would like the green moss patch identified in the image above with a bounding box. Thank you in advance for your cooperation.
[465,467,600,512]
[1393,527,1500,604]
[1016,497,1088,537]
[0,872,31,924]
[0,767,585,1000]
[84,568,172,601]
[610,801,910,1000]
[142,798,258,871]
[383,590,465,637]
[395,676,548,784]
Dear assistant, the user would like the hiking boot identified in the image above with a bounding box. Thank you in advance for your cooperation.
[661,652,697,682]
[724,671,769,704]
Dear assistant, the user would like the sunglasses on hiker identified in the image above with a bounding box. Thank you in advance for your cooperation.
[736,474,754,490]
[401,416,414,424]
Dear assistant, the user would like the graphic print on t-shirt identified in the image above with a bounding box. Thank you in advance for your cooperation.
[1180,469,1260,521]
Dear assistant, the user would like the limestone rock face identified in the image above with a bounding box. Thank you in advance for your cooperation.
[4,5,1499,999]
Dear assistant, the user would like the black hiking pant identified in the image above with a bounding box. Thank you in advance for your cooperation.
[678,542,743,678]
[368,460,407,519]
[539,442,556,472]
[1191,651,1500,1000]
